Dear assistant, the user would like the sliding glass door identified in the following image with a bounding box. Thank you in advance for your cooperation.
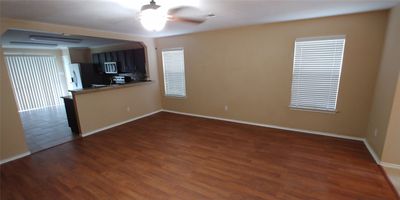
[5,55,67,112]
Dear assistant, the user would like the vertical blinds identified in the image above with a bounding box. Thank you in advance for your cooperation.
[162,48,186,97]
[290,36,346,111]
[5,55,67,112]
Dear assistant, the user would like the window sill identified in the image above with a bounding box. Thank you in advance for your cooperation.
[289,106,338,114]
[165,95,187,99]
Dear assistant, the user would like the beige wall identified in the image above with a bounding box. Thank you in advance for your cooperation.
[0,47,29,160]
[0,18,162,161]
[156,11,388,138]
[380,5,400,165]
[366,6,400,160]
[382,74,400,164]
[90,42,144,54]
[69,47,91,63]
[75,82,160,134]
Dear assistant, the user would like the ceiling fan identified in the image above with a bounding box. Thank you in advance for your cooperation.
[139,0,214,31]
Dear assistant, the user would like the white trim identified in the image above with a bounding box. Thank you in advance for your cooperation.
[295,35,346,42]
[0,151,31,165]
[165,94,187,99]
[381,162,400,170]
[363,139,381,164]
[289,106,338,114]
[81,109,163,137]
[162,109,364,141]
[161,47,184,51]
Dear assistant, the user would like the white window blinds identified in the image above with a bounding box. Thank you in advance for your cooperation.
[5,55,67,112]
[290,36,346,112]
[162,48,186,97]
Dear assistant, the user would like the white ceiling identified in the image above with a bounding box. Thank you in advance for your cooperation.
[1,0,399,38]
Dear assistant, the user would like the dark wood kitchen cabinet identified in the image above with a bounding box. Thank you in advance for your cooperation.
[98,53,106,64]
[105,52,112,62]
[91,48,146,75]
[110,52,118,62]
[124,50,135,73]
[117,51,126,71]
[92,54,100,65]
[61,96,79,133]
[92,53,104,73]
[134,48,146,74]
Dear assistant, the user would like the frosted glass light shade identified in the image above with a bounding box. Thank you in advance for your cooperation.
[140,9,167,31]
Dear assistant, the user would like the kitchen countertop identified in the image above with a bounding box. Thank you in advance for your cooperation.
[69,80,153,95]
[61,95,73,100]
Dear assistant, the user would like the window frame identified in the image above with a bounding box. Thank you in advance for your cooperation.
[161,47,187,98]
[289,35,346,113]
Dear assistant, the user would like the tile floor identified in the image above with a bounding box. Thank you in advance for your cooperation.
[19,105,78,153]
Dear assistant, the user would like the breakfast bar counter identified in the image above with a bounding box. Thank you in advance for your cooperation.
[69,80,153,95]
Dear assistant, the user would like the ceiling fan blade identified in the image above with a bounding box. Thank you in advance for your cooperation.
[168,16,206,24]
[168,6,198,15]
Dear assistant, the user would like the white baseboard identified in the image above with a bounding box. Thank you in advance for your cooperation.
[163,110,400,168]
[0,151,31,165]
[381,162,400,169]
[4,109,399,170]
[363,139,381,164]
[162,109,364,141]
[2,109,393,168]
[81,109,163,137]
[362,140,400,169]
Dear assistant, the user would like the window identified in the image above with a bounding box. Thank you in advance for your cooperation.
[290,36,346,112]
[162,48,186,97]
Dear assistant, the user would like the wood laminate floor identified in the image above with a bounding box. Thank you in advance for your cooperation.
[1,112,398,199]
[19,105,78,153]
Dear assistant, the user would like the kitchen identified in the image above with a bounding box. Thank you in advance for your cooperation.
[2,29,150,152]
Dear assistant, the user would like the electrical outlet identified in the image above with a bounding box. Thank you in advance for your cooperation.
[374,128,378,137]
[224,105,229,111]
[126,106,131,112]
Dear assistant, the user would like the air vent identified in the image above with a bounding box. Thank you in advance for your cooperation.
[10,41,58,47]
[30,35,82,43]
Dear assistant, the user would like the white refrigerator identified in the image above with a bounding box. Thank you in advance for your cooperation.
[70,63,83,90]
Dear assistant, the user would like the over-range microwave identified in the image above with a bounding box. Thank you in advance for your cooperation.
[104,62,118,74]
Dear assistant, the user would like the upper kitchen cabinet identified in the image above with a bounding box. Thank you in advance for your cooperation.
[90,44,147,76]
[116,51,126,71]
[124,49,135,73]
[92,53,100,65]
[134,48,146,74]
[98,53,106,64]
[111,52,118,62]
[105,52,112,62]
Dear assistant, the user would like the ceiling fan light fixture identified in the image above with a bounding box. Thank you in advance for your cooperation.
[140,1,166,32]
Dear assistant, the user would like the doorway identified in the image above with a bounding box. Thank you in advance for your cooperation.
[5,53,78,153]
[2,29,147,153]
